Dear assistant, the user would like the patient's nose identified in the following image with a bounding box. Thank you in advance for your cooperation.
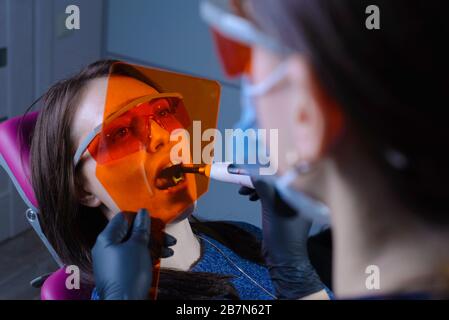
[148,119,169,153]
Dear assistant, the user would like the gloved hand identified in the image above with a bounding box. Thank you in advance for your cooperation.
[239,177,325,299]
[92,208,176,300]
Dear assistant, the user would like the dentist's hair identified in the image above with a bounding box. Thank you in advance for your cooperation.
[248,0,449,223]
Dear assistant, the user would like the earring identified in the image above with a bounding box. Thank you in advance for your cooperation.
[285,150,300,167]
[294,161,313,175]
[285,150,314,175]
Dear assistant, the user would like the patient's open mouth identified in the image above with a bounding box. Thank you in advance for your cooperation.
[155,164,186,190]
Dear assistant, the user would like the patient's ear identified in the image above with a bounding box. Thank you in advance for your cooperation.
[77,189,102,208]
[75,174,102,208]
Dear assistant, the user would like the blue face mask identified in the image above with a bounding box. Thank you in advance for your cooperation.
[235,76,258,131]
[231,76,262,165]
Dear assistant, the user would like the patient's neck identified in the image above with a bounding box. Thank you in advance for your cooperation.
[160,218,201,271]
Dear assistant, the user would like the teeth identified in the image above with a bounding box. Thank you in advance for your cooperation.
[172,174,184,184]
[156,163,185,190]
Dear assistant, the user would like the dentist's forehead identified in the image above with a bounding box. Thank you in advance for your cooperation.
[103,75,159,119]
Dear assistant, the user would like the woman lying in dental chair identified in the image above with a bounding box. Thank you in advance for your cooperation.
[28,60,331,300]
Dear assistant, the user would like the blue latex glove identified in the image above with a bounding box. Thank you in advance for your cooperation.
[91,208,176,300]
[239,177,325,299]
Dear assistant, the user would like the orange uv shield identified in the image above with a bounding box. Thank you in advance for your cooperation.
[91,62,220,224]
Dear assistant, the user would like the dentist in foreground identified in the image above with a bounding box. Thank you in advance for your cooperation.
[93,0,449,299]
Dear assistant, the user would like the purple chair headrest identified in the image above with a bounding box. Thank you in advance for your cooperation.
[0,112,39,210]
[0,113,92,300]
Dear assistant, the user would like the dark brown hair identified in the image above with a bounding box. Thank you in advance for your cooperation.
[30,60,264,299]
[248,0,449,222]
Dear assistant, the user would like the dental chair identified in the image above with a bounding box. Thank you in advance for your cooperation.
[0,112,92,300]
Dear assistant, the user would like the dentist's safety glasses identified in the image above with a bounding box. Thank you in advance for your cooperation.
[200,0,292,78]
[73,62,221,224]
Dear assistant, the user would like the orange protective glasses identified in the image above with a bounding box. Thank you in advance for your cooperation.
[74,93,190,166]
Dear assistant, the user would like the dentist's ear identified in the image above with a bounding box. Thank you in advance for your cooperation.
[286,55,345,162]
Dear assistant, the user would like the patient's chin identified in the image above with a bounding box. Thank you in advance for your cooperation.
[167,202,196,224]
